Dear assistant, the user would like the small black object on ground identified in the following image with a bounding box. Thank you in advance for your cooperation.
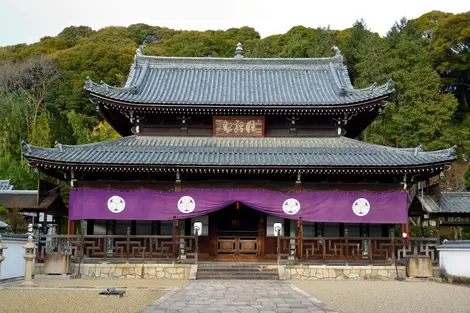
[99,288,126,297]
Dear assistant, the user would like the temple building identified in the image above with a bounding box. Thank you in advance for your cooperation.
[22,44,456,262]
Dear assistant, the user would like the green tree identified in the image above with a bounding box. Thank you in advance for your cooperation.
[362,18,468,151]
[429,12,470,111]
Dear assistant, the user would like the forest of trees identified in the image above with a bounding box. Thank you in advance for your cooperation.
[0,10,469,191]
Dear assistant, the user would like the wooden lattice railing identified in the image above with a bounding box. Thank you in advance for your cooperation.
[276,232,439,265]
[36,230,199,264]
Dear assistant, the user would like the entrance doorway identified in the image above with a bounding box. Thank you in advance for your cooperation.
[209,203,261,255]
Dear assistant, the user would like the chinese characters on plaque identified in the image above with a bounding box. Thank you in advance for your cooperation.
[213,117,264,137]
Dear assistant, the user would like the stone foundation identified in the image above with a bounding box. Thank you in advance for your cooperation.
[62,263,190,279]
[284,265,407,280]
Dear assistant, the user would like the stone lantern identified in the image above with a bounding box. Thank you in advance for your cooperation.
[22,236,37,285]
[0,235,7,278]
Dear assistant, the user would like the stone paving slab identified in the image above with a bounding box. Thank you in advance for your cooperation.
[139,280,337,313]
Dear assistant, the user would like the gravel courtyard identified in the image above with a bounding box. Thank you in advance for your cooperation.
[0,279,187,313]
[293,280,470,313]
[1,278,470,313]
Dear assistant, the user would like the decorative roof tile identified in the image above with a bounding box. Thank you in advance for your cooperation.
[23,136,456,168]
[84,52,393,106]
[0,180,13,191]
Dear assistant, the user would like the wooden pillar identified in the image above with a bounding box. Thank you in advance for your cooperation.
[295,172,302,259]
[67,220,74,235]
[258,213,265,257]
[172,217,179,260]
[296,217,303,259]
[209,213,217,256]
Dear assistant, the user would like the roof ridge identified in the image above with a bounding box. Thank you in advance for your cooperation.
[135,54,344,64]
[339,137,457,157]
[24,136,137,153]
[442,192,470,196]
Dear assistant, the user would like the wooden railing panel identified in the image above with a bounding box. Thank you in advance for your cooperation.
[36,233,198,263]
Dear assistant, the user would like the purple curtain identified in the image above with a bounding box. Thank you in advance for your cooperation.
[69,188,408,224]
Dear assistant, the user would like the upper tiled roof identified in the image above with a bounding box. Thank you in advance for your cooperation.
[23,136,456,168]
[84,48,393,107]
[0,180,13,191]
[418,192,470,214]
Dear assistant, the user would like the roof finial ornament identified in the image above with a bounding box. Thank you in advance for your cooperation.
[85,76,93,89]
[370,82,377,93]
[448,145,457,157]
[386,78,394,91]
[54,141,63,152]
[235,42,244,58]
[21,140,31,154]
[332,45,341,56]
[414,144,423,156]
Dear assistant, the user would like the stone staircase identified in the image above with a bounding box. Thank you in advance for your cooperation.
[196,263,279,280]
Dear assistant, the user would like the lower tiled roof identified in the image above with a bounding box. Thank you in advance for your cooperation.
[439,193,470,213]
[23,136,456,168]
[418,192,470,214]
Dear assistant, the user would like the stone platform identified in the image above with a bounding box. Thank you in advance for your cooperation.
[140,280,337,313]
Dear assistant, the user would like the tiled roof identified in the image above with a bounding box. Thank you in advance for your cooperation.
[439,193,470,213]
[0,180,13,191]
[84,52,393,106]
[23,136,456,168]
[418,192,470,214]
[437,240,470,249]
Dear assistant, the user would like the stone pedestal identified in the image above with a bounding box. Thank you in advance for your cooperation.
[407,257,432,278]
[22,236,37,285]
[44,252,71,275]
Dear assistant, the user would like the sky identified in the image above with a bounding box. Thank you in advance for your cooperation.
[0,0,468,47]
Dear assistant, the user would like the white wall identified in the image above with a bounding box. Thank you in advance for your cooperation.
[439,249,470,278]
[0,237,30,280]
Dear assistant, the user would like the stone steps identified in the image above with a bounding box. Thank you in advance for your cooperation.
[196,264,279,280]
[197,268,277,272]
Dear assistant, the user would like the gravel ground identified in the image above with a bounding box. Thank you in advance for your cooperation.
[23,278,187,289]
[0,279,187,313]
[0,289,166,313]
[293,280,470,313]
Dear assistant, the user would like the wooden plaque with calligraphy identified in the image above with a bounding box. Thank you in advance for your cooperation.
[213,117,265,137]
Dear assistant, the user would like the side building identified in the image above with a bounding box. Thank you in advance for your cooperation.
[22,45,456,262]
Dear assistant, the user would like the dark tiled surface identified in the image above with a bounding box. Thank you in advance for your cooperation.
[24,136,455,167]
[86,55,392,106]
[439,192,470,213]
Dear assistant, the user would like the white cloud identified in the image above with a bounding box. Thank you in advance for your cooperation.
[0,0,468,47]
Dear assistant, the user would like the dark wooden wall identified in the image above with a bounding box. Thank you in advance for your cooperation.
[139,114,338,137]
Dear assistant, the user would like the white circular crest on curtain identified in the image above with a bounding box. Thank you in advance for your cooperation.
[352,198,370,216]
[107,196,126,213]
[178,196,196,213]
[282,198,300,215]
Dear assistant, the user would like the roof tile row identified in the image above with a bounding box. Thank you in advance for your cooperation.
[23,136,456,168]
